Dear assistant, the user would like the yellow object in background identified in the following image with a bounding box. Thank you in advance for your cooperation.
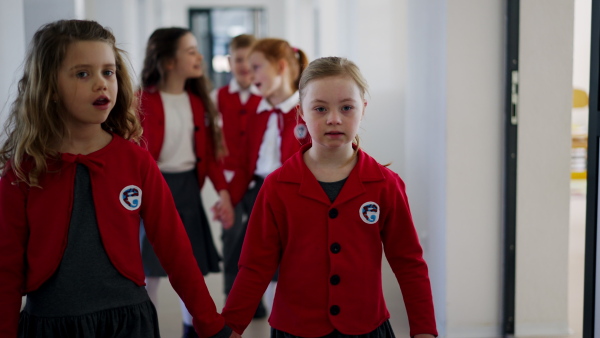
[573,88,588,108]
[571,88,588,179]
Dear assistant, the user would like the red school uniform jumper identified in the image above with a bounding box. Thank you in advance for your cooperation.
[222,143,438,338]
[227,92,310,205]
[0,135,226,337]
[216,81,262,173]
[138,87,227,192]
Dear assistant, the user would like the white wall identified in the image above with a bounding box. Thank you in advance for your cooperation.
[23,0,77,44]
[515,0,574,336]
[405,0,449,335]
[0,1,26,133]
[572,0,591,131]
[445,1,505,336]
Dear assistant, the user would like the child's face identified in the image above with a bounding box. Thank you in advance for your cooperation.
[300,75,366,150]
[170,32,204,80]
[249,51,283,99]
[229,47,252,89]
[57,40,117,130]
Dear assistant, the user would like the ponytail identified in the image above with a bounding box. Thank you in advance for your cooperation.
[250,38,309,92]
[293,47,309,91]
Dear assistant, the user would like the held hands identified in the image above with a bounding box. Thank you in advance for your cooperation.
[229,332,242,338]
[414,335,435,338]
[212,190,234,229]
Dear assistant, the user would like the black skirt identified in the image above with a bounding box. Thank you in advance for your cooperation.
[271,320,396,338]
[141,169,221,276]
[19,300,159,338]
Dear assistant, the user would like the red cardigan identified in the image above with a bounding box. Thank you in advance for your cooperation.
[217,85,261,171]
[138,88,227,192]
[0,135,225,337]
[222,144,438,337]
[227,103,310,205]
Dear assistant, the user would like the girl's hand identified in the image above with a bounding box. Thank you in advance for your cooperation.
[213,190,234,229]
[229,332,242,338]
[414,335,435,338]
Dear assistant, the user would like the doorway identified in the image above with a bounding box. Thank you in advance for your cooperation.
[188,7,267,89]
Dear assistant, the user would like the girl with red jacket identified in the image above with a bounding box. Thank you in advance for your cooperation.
[222,57,438,338]
[137,28,235,338]
[226,39,311,313]
[0,20,235,338]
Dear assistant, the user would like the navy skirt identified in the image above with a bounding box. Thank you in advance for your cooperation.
[271,320,396,338]
[141,169,221,276]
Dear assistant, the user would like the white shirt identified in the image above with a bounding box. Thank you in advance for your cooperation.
[254,91,299,178]
[157,91,197,173]
[210,79,261,111]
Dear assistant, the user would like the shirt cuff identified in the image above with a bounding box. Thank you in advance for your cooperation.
[209,324,233,338]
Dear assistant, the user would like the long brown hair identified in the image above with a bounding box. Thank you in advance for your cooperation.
[250,38,309,91]
[140,27,226,158]
[0,19,141,186]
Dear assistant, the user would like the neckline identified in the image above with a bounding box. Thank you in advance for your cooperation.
[60,133,116,158]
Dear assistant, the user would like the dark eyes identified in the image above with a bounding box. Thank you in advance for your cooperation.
[76,70,115,78]
[313,106,353,113]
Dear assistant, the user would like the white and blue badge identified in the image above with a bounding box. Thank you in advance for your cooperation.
[120,185,142,211]
[359,201,380,224]
[294,124,308,139]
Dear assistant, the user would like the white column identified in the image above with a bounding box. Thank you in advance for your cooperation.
[515,0,574,336]
[0,0,26,136]
[405,0,449,335]
[445,1,505,337]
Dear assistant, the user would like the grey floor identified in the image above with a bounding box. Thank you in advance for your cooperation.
[154,253,410,338]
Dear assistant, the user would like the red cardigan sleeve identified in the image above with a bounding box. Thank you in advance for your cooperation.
[382,174,438,337]
[221,176,281,333]
[138,152,225,337]
[0,167,28,337]
[204,128,227,192]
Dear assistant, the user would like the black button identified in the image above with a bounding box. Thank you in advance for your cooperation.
[240,109,247,115]
[240,131,245,135]
[330,305,340,315]
[194,126,200,132]
[196,157,202,162]
[329,208,338,219]
[330,275,340,285]
[330,243,341,254]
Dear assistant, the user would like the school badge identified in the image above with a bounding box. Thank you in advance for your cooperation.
[120,185,142,211]
[294,123,308,139]
[359,201,380,224]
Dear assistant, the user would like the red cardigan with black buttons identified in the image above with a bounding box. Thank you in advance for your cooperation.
[138,88,227,192]
[222,144,438,337]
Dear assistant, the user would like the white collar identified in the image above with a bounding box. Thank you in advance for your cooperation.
[228,79,260,96]
[257,91,299,114]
